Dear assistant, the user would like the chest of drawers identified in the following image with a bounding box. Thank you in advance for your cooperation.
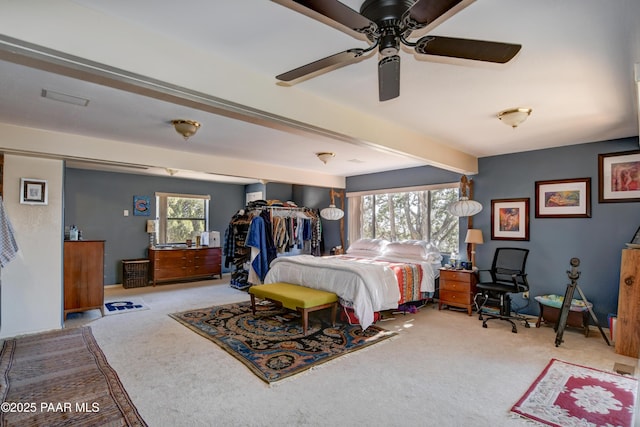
[438,269,477,316]
[149,246,222,286]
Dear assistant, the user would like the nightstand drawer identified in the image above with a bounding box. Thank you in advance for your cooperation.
[440,270,472,282]
[441,280,471,292]
[440,290,470,304]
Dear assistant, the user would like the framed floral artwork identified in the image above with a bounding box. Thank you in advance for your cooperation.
[20,178,48,205]
[598,150,640,203]
[535,178,591,218]
[491,198,530,241]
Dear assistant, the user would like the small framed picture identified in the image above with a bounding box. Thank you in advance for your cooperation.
[535,178,591,218]
[598,150,640,203]
[20,178,48,205]
[133,195,151,216]
[491,198,530,241]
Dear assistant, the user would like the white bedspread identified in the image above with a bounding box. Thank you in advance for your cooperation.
[263,255,400,330]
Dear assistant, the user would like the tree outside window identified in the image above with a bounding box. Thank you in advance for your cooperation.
[156,193,209,244]
[351,185,458,254]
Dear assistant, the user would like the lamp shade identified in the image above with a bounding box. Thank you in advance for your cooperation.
[447,198,483,217]
[320,205,344,221]
[146,219,157,233]
[464,229,484,244]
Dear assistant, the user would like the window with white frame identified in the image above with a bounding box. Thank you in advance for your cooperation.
[347,183,459,253]
[155,192,210,244]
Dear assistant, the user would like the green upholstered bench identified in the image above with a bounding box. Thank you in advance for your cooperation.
[249,282,338,335]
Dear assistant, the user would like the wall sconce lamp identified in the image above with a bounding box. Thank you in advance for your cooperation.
[498,108,532,128]
[320,188,345,250]
[171,119,201,140]
[464,229,484,267]
[447,175,483,217]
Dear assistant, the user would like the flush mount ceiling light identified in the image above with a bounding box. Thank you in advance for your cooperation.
[316,152,335,164]
[498,108,532,128]
[171,119,201,140]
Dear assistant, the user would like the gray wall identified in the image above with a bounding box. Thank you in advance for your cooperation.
[474,137,638,324]
[346,137,638,325]
[64,168,245,284]
[64,170,344,284]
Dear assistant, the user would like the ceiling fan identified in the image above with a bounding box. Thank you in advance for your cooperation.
[273,0,521,101]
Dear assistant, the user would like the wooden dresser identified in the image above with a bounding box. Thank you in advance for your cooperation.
[64,240,105,320]
[439,269,477,316]
[149,246,222,286]
[615,249,640,358]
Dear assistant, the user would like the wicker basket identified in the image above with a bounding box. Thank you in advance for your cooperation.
[122,259,150,288]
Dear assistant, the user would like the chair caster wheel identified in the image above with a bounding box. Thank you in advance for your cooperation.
[512,328,517,333]
[482,323,487,328]
[525,322,530,328]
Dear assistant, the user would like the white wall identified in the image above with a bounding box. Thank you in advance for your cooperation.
[0,155,63,338]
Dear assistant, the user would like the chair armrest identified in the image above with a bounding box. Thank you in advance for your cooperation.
[511,272,529,292]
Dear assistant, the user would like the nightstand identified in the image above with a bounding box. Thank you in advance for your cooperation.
[438,269,478,316]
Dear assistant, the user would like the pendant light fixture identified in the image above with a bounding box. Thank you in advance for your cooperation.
[447,175,483,217]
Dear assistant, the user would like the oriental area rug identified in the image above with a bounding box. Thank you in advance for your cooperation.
[0,326,147,427]
[511,358,637,427]
[170,301,396,383]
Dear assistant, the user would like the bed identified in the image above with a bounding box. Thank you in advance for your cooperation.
[262,239,442,330]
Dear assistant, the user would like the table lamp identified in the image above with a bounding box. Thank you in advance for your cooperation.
[464,229,484,267]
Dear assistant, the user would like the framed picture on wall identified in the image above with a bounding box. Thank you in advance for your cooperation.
[535,178,591,218]
[491,198,530,241]
[598,150,640,203]
[133,195,151,216]
[20,178,48,205]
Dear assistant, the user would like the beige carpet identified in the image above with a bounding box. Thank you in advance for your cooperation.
[0,326,147,426]
[64,278,639,426]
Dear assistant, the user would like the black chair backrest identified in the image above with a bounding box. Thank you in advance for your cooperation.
[491,247,529,289]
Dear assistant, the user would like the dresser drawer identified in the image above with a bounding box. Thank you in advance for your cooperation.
[440,270,472,282]
[441,279,471,292]
[440,290,471,305]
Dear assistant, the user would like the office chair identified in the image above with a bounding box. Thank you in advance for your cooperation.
[475,247,530,333]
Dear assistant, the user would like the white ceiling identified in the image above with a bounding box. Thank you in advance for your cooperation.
[0,0,638,186]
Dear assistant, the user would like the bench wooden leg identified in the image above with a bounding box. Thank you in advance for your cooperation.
[330,302,337,327]
[301,308,309,335]
[250,294,256,315]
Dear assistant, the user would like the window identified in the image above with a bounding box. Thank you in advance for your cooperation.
[347,184,459,254]
[155,192,210,244]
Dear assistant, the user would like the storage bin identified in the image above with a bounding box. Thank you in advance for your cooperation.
[122,258,150,288]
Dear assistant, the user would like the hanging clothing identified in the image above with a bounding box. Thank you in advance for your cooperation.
[0,197,18,267]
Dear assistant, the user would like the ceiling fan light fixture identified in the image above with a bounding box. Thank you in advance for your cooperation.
[498,108,532,128]
[316,152,335,164]
[171,119,201,140]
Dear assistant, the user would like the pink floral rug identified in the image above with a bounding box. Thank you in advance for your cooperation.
[511,359,637,427]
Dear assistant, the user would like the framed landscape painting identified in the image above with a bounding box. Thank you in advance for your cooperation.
[535,178,591,218]
[491,198,530,241]
[598,150,640,203]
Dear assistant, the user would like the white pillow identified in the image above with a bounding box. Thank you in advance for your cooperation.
[384,241,428,260]
[382,240,442,263]
[346,238,389,256]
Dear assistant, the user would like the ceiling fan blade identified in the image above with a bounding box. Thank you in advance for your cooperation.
[404,0,475,30]
[276,48,368,83]
[273,0,376,37]
[415,36,521,63]
[378,55,400,102]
